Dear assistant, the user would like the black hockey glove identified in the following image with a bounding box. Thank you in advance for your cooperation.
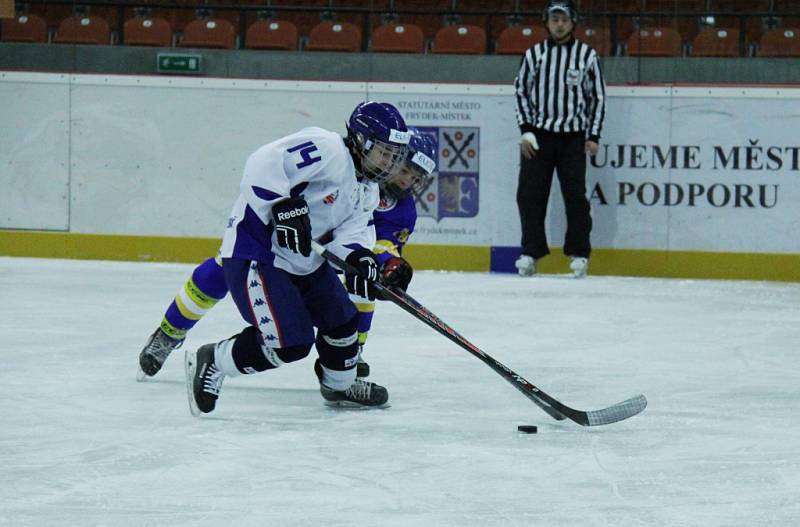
[345,248,380,300]
[272,197,311,257]
[380,256,413,292]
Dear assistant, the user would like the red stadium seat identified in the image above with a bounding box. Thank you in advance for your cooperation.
[124,16,172,47]
[370,23,425,53]
[305,21,361,52]
[456,0,516,40]
[691,27,741,56]
[273,0,328,38]
[1,13,47,43]
[576,26,611,56]
[432,24,486,54]
[180,18,236,49]
[495,25,548,55]
[54,15,110,45]
[627,27,683,56]
[245,20,298,50]
[27,3,71,36]
[757,27,800,57]
[393,0,451,39]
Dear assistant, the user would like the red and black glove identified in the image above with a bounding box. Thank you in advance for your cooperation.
[381,256,413,292]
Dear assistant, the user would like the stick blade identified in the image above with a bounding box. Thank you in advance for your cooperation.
[585,394,648,426]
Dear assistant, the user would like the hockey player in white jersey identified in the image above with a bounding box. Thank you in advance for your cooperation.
[184,101,410,415]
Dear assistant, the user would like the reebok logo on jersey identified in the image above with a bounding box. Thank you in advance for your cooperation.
[275,205,309,221]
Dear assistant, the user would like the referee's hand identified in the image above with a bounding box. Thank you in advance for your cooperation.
[585,140,599,156]
[520,132,538,159]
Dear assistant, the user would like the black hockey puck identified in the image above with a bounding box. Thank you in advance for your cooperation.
[517,425,538,434]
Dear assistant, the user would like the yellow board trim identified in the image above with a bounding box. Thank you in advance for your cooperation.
[0,231,220,263]
[529,248,800,282]
[403,244,490,273]
[1,231,797,282]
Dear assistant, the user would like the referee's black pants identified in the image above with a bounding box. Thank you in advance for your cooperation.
[516,130,592,260]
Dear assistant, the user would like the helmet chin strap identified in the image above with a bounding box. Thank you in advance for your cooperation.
[344,136,366,179]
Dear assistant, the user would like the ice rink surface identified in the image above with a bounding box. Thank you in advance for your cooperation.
[1,257,799,527]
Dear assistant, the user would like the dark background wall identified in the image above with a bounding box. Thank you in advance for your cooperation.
[2,42,800,84]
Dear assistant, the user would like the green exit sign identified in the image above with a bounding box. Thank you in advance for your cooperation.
[157,53,202,74]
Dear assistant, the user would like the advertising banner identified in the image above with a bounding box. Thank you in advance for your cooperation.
[1,73,798,257]
[375,85,800,254]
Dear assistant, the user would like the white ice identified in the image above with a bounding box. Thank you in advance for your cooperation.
[1,256,799,526]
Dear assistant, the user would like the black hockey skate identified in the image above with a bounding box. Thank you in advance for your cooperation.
[136,328,184,381]
[185,344,225,416]
[315,359,388,408]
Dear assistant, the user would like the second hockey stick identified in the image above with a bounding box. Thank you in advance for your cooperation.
[312,241,647,427]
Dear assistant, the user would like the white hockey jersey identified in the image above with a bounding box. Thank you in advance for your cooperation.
[219,127,379,276]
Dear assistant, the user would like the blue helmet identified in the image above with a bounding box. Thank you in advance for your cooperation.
[346,101,410,183]
[382,127,437,199]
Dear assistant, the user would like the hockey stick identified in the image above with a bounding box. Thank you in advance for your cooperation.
[312,241,647,427]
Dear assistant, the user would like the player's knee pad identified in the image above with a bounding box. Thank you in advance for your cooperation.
[316,315,359,371]
[231,326,311,374]
[273,344,312,364]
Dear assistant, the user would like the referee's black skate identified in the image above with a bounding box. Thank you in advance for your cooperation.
[315,359,388,408]
[136,327,184,381]
[185,344,225,416]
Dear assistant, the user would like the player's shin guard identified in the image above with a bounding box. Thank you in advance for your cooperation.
[314,316,388,407]
[217,326,312,377]
[315,316,360,389]
[163,257,228,339]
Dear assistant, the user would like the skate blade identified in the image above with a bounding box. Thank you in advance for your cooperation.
[136,366,147,382]
[323,400,391,410]
[184,349,201,417]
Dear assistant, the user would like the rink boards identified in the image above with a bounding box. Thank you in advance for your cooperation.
[0,72,798,281]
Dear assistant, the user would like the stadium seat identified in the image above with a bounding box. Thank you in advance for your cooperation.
[691,27,741,56]
[305,21,361,52]
[432,24,486,54]
[180,18,236,49]
[271,0,330,38]
[245,20,298,50]
[0,13,48,43]
[393,0,451,39]
[27,3,71,36]
[150,7,196,34]
[456,0,516,40]
[627,27,683,56]
[54,15,111,45]
[85,6,122,34]
[370,23,425,53]
[576,26,611,56]
[123,16,172,47]
[757,27,800,57]
[494,25,548,55]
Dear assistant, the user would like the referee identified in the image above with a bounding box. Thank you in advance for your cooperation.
[513,0,606,278]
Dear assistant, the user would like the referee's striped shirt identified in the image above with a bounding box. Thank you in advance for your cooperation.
[514,37,606,142]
